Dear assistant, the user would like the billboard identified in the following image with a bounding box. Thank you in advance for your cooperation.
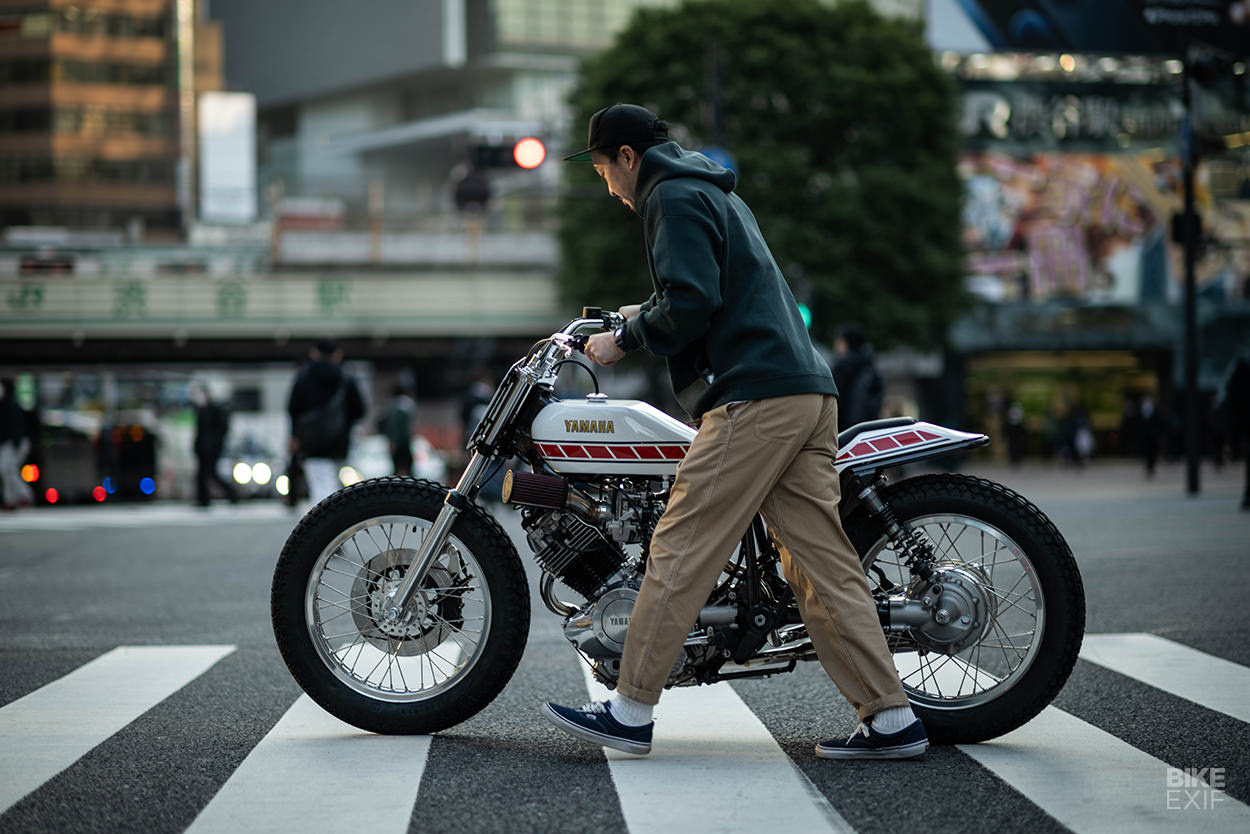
[961,151,1250,304]
[198,92,257,224]
[930,0,1250,54]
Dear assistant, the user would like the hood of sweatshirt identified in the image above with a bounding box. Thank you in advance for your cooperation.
[633,142,737,210]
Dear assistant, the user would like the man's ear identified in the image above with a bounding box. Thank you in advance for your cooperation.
[621,145,639,169]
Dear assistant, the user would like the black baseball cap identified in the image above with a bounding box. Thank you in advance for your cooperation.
[563,103,669,162]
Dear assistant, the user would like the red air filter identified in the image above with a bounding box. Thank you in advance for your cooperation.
[502,470,567,509]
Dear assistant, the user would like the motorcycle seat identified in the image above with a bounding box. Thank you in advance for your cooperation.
[836,417,917,450]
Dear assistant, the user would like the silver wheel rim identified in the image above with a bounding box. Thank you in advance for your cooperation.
[863,514,1045,710]
[305,514,491,703]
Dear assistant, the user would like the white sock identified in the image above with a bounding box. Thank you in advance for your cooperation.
[870,705,917,734]
[607,694,654,726]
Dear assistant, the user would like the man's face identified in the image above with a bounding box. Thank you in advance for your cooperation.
[591,147,641,211]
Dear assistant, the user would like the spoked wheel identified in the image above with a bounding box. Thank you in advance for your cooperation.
[846,473,1085,744]
[272,478,529,734]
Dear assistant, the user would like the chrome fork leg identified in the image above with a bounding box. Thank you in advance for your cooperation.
[383,453,492,624]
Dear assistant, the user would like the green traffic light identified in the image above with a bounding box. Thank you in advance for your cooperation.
[797,303,812,329]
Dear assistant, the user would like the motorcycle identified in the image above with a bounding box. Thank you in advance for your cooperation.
[271,310,1085,744]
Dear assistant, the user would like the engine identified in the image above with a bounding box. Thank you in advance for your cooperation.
[505,469,664,600]
[521,509,627,600]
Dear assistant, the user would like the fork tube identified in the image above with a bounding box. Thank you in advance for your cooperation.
[384,453,492,623]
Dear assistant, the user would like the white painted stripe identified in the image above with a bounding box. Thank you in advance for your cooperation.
[580,666,854,834]
[0,503,294,531]
[186,695,432,834]
[959,706,1250,833]
[0,644,235,813]
[1079,633,1250,723]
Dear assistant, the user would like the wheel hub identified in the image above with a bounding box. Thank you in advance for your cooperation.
[912,565,996,655]
[351,548,463,656]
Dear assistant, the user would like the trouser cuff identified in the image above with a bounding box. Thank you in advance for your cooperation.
[614,681,661,706]
[858,692,913,722]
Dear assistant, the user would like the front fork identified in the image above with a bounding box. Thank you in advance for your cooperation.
[382,452,494,624]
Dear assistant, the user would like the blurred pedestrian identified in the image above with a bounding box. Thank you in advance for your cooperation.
[1138,395,1162,478]
[381,385,416,477]
[460,371,506,502]
[0,378,33,509]
[288,340,365,503]
[1071,404,1094,467]
[192,383,237,507]
[831,324,883,432]
[460,370,494,442]
[1005,401,1027,466]
[1218,357,1250,510]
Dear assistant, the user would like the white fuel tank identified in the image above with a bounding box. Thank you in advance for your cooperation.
[530,395,695,476]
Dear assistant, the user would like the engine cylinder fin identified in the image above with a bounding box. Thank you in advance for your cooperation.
[522,509,628,600]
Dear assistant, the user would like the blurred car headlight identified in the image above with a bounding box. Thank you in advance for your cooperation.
[275,474,290,496]
[233,462,252,485]
[338,465,361,486]
[252,462,272,485]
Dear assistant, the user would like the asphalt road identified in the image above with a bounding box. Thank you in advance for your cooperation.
[1,459,1248,834]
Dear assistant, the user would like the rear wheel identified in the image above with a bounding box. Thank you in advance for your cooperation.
[846,473,1085,744]
[271,478,529,734]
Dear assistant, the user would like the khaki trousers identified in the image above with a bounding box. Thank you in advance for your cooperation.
[615,393,911,720]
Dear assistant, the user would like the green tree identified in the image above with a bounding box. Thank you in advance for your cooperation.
[557,0,964,351]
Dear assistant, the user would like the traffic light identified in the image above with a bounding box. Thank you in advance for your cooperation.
[512,137,546,169]
[797,302,812,329]
[471,137,546,170]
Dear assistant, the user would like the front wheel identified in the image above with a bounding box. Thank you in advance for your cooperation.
[271,477,529,734]
[846,473,1085,744]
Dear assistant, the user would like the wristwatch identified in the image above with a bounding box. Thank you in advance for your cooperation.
[613,325,628,351]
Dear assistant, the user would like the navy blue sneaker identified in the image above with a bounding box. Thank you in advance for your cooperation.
[814,719,929,760]
[542,700,653,755]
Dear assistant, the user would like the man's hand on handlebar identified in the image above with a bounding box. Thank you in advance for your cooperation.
[618,304,642,320]
[585,331,624,367]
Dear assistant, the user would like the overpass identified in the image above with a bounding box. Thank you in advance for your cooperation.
[0,228,567,367]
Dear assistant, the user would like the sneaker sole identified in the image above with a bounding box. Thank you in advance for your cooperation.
[541,704,651,755]
[814,739,929,760]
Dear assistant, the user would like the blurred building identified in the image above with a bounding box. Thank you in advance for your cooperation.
[0,0,224,240]
[207,0,695,228]
[210,0,921,227]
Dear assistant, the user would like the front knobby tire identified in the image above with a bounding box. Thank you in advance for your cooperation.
[846,473,1085,744]
[271,477,529,734]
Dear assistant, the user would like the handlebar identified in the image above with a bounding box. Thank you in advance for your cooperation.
[558,307,626,353]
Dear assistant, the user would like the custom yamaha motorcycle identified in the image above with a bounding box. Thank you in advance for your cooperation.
[271,310,1085,743]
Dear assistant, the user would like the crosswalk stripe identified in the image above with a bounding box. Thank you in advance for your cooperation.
[0,644,235,814]
[0,503,295,531]
[1078,633,1250,724]
[579,666,855,834]
[185,695,432,834]
[958,705,1250,833]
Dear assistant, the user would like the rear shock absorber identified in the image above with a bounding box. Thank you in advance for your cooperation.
[856,480,935,582]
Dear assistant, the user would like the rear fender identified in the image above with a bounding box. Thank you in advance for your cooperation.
[834,421,989,479]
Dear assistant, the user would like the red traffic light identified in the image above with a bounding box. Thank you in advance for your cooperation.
[513,137,546,169]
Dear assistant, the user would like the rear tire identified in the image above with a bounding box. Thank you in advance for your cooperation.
[271,477,529,734]
[845,473,1085,744]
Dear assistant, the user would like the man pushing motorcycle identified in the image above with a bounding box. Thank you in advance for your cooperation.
[542,103,928,759]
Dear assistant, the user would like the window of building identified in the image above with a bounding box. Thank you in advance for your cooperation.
[0,154,177,185]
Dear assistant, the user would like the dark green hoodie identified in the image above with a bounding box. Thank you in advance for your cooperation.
[616,142,837,418]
